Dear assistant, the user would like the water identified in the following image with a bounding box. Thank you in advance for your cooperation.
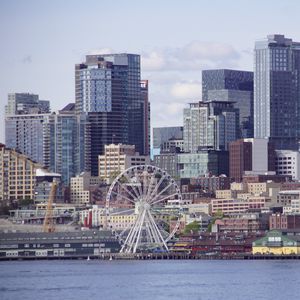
[0,260,300,300]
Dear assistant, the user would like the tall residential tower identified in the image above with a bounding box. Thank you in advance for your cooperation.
[254,34,300,150]
[75,54,149,175]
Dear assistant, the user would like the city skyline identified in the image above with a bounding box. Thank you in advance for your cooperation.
[1,0,300,143]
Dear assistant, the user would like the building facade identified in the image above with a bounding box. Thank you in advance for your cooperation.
[153,152,180,180]
[229,138,276,182]
[178,150,229,179]
[0,144,44,204]
[152,126,183,156]
[5,113,52,167]
[202,69,254,138]
[70,172,103,205]
[49,104,88,185]
[98,144,150,182]
[254,34,300,150]
[275,150,300,181]
[183,101,239,153]
[75,54,148,176]
[5,104,88,185]
[5,93,50,116]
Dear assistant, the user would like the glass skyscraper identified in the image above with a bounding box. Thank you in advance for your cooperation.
[75,54,148,176]
[5,103,88,185]
[202,69,253,138]
[254,34,300,150]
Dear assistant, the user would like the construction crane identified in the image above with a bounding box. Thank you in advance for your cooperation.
[43,181,57,233]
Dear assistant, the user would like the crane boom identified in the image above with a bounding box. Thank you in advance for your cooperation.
[43,181,57,233]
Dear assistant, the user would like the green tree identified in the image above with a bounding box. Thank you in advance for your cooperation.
[183,221,200,234]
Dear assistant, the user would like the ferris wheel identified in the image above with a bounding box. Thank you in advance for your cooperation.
[105,165,182,253]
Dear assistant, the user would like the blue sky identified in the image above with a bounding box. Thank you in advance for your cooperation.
[1,0,300,143]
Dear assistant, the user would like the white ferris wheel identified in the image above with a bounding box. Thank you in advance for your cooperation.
[105,165,182,253]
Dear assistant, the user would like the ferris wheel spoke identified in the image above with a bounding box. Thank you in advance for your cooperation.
[123,173,141,200]
[116,181,139,203]
[151,192,179,206]
[145,173,156,203]
[111,190,136,205]
[109,208,135,216]
[134,170,144,198]
[147,173,169,202]
[149,182,175,204]
[142,170,149,197]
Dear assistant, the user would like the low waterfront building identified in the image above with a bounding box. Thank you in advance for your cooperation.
[269,214,300,230]
[252,230,300,255]
[216,214,261,233]
[0,231,120,259]
[172,232,262,255]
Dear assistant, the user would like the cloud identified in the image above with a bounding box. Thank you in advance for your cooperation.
[141,41,240,72]
[181,41,239,61]
[170,81,202,99]
[22,55,32,63]
[142,51,166,71]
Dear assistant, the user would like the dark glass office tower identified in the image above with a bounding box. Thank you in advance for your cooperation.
[254,34,300,150]
[202,69,254,138]
[75,54,147,176]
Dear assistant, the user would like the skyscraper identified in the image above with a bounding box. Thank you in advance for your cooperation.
[5,102,88,185]
[49,104,88,185]
[254,34,300,150]
[5,93,50,115]
[75,54,148,175]
[141,80,150,156]
[202,69,253,138]
[5,113,52,167]
[183,101,239,153]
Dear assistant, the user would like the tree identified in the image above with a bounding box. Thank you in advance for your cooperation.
[183,221,200,234]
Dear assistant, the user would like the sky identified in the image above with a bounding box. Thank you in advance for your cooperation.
[0,0,300,143]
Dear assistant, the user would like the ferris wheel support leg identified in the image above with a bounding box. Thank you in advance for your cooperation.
[121,212,142,253]
[146,212,161,245]
[133,209,146,253]
[148,210,169,251]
